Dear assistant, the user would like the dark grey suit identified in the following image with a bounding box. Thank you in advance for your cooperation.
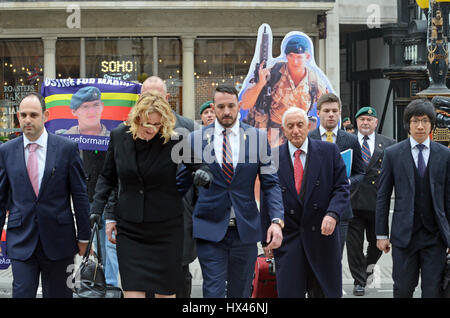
[309,128,365,255]
[376,138,450,297]
[347,133,396,287]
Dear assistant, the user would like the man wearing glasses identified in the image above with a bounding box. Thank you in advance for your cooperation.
[376,99,450,298]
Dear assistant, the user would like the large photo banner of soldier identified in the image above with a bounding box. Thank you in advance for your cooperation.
[239,23,335,147]
[41,78,142,151]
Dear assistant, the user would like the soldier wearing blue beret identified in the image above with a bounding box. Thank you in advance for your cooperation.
[241,35,328,146]
[56,86,109,136]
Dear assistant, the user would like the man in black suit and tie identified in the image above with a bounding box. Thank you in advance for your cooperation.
[347,106,396,296]
[0,92,91,298]
[309,93,365,255]
[376,99,450,298]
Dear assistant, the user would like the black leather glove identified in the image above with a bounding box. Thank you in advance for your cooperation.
[89,213,102,229]
[193,169,211,187]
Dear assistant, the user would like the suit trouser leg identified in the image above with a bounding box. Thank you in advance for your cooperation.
[197,228,257,298]
[227,234,257,298]
[391,228,446,298]
[364,211,382,274]
[338,221,349,259]
[419,234,446,298]
[346,210,367,286]
[35,241,73,298]
[11,256,40,298]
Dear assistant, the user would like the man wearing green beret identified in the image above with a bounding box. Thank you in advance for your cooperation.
[56,86,110,137]
[347,106,396,296]
[200,100,216,126]
[342,117,351,129]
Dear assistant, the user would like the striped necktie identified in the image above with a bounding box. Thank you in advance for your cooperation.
[361,135,371,165]
[325,131,333,143]
[222,129,234,184]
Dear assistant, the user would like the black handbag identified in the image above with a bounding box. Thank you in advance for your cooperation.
[73,223,123,298]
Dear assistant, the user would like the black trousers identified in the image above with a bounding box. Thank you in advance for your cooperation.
[392,227,447,298]
[346,209,382,286]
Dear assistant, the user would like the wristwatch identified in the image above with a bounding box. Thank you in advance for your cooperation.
[271,218,285,229]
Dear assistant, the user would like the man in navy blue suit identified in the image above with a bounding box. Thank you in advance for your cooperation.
[188,85,284,298]
[309,93,365,256]
[0,92,91,298]
[376,99,450,298]
[262,107,349,297]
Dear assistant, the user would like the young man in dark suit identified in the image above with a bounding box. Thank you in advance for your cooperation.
[261,107,349,297]
[347,106,396,296]
[0,92,91,298]
[376,99,450,298]
[188,85,284,298]
[309,93,366,256]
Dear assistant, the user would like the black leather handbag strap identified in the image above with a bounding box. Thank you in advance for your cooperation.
[82,223,103,266]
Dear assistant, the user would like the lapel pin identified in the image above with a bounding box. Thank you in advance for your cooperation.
[379,144,382,147]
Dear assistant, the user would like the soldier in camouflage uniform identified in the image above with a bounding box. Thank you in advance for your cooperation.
[241,37,327,146]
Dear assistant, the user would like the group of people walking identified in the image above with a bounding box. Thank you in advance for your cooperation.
[0,74,448,299]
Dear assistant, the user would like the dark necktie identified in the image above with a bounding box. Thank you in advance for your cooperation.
[294,149,304,195]
[416,144,426,177]
[361,135,371,165]
[222,129,234,184]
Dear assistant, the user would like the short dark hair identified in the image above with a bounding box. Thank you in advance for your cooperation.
[317,93,341,111]
[214,85,239,103]
[403,99,436,133]
[345,123,354,131]
[18,92,46,113]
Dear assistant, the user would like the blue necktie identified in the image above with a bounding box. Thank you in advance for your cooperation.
[416,144,426,177]
[361,135,371,165]
[222,129,234,184]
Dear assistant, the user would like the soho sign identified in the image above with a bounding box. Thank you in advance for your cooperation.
[101,60,136,73]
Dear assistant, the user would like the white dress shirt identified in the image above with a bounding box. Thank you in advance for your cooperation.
[213,119,240,168]
[319,125,339,143]
[357,131,375,156]
[288,138,308,168]
[213,119,241,219]
[23,128,48,190]
[410,136,430,168]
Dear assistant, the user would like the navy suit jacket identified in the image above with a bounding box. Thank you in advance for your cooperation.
[376,138,450,248]
[309,127,365,221]
[261,138,349,297]
[188,122,284,244]
[0,132,90,261]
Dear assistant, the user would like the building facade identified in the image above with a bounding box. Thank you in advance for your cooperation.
[1,0,401,139]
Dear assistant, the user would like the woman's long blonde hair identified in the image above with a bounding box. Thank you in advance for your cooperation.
[126,91,176,143]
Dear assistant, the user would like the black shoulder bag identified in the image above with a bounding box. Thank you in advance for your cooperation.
[73,223,123,298]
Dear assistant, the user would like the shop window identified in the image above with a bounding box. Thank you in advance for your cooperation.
[158,38,182,114]
[194,37,282,118]
[56,38,80,79]
[0,39,43,138]
[85,37,153,83]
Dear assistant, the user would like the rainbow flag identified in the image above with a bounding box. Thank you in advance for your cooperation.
[42,78,141,151]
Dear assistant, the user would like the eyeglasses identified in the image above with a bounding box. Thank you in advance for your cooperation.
[410,119,431,126]
[141,122,162,129]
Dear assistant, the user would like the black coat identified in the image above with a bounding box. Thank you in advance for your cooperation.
[91,124,206,223]
[308,128,366,221]
[351,133,396,212]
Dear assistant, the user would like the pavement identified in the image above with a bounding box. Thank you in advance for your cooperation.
[0,206,422,298]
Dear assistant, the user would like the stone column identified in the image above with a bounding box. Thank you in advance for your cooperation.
[42,37,57,80]
[80,37,86,78]
[325,4,340,94]
[181,36,196,119]
[153,36,158,76]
